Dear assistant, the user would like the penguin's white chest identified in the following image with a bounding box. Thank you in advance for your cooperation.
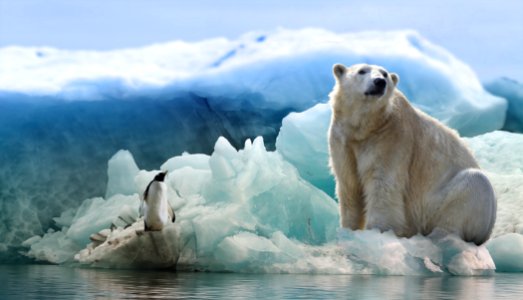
[143,182,170,230]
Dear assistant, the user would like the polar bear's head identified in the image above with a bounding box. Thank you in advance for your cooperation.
[332,63,399,100]
[330,64,400,129]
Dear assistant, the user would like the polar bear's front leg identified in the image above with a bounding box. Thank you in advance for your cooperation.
[337,182,365,230]
[363,175,409,236]
[329,129,366,230]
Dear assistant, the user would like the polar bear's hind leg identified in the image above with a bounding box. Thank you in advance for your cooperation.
[432,169,496,245]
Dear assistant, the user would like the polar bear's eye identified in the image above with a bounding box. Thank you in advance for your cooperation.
[380,70,388,78]
[358,69,367,75]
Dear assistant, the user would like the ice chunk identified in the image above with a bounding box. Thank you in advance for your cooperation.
[24,136,339,271]
[485,77,523,132]
[52,208,76,228]
[276,103,334,197]
[66,195,140,246]
[75,220,180,269]
[161,153,210,171]
[105,150,140,198]
[212,232,285,271]
[181,136,339,249]
[486,233,523,272]
[22,229,81,264]
[338,229,494,276]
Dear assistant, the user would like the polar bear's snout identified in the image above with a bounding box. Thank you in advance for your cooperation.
[374,78,386,89]
[365,77,387,96]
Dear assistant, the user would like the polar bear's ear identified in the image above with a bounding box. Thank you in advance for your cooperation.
[391,73,399,86]
[333,64,346,80]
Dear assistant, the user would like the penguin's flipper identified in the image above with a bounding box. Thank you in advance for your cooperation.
[138,200,145,217]
[168,204,175,223]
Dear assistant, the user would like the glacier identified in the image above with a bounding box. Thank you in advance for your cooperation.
[1,28,521,273]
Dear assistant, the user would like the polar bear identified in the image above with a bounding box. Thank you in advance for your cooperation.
[328,63,496,245]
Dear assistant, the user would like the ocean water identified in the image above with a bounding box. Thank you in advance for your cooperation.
[1,265,523,300]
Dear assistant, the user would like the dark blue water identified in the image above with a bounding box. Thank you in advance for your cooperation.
[1,265,522,299]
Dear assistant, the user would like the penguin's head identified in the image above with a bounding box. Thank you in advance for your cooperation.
[154,170,168,182]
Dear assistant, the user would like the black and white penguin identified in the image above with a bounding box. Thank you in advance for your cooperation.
[140,171,175,231]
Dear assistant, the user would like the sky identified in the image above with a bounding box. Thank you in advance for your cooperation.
[0,0,522,81]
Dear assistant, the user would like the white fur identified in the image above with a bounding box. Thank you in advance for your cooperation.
[328,63,496,245]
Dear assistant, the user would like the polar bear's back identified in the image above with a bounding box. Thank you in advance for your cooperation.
[392,91,489,233]
[397,91,479,188]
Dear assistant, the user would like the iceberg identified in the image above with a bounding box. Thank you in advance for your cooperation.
[484,77,523,132]
[0,29,508,261]
[22,134,511,275]
[75,221,181,269]
[0,28,506,134]
[24,137,342,272]
[0,28,513,266]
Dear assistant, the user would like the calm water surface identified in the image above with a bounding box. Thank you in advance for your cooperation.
[1,265,523,299]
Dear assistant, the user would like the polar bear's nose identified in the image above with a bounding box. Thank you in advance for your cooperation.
[373,78,386,89]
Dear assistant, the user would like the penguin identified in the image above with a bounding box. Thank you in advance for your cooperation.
[140,171,175,231]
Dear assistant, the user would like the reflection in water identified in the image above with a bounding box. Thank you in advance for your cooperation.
[1,265,522,299]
